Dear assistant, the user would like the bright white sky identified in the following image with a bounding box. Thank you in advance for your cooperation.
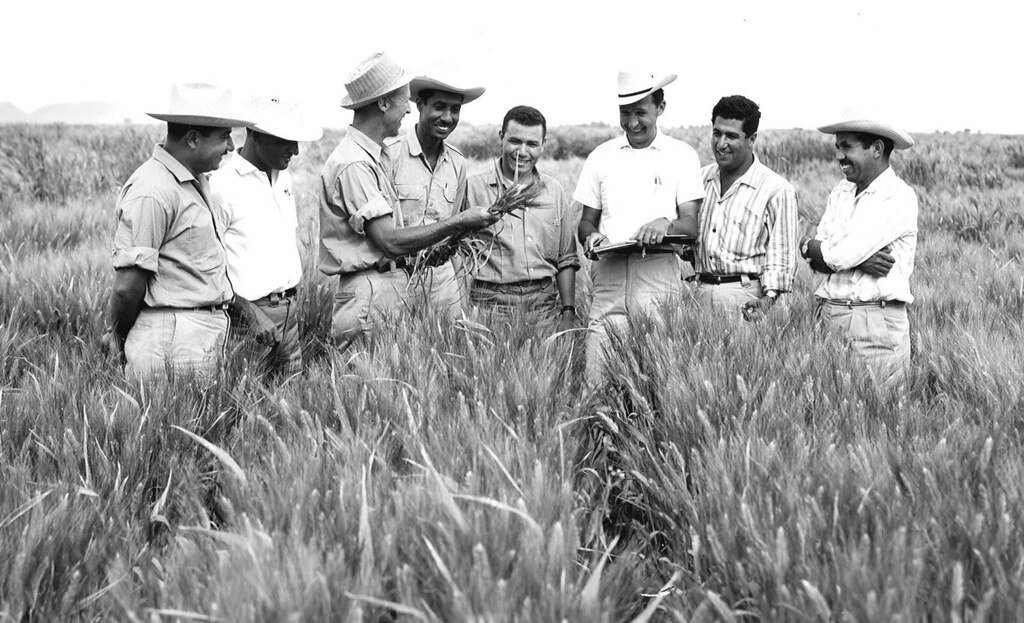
[4,0,1021,134]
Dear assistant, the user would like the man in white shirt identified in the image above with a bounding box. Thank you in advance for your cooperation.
[211,97,323,377]
[575,70,704,378]
[800,115,918,385]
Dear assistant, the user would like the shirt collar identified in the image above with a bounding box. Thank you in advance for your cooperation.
[841,165,896,196]
[617,128,666,151]
[347,125,383,163]
[153,144,195,183]
[406,126,450,164]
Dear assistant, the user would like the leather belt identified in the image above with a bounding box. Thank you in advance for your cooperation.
[697,273,761,284]
[474,278,552,293]
[145,302,230,313]
[252,287,298,307]
[375,257,410,273]
[821,298,905,308]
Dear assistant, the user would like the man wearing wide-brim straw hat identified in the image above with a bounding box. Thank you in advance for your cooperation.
[385,75,485,319]
[210,96,323,378]
[318,52,500,349]
[574,69,704,380]
[104,83,254,380]
[800,111,919,386]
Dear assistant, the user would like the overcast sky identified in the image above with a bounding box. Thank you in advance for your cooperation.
[4,0,1020,134]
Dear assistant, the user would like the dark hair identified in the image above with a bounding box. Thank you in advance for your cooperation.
[711,95,761,135]
[415,88,436,104]
[501,105,547,138]
[853,132,895,159]
[651,88,664,107]
[166,122,222,142]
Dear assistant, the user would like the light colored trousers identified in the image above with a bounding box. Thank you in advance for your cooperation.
[815,299,911,386]
[469,278,559,326]
[409,261,462,320]
[586,253,682,380]
[124,308,228,380]
[693,279,763,319]
[246,296,303,377]
[331,270,410,349]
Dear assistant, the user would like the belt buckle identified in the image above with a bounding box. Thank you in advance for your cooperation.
[269,292,281,307]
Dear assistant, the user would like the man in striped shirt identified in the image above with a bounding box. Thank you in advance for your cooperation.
[693,95,798,321]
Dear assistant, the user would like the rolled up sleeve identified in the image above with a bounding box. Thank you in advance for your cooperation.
[760,186,799,292]
[556,187,580,271]
[337,162,394,236]
[112,195,167,273]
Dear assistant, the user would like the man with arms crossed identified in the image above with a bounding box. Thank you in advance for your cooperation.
[575,70,704,377]
[387,76,484,318]
[210,97,323,377]
[105,83,252,379]
[694,95,798,321]
[801,114,918,385]
[464,105,579,329]
[319,52,499,349]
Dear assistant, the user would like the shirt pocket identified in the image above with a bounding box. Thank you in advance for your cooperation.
[395,183,426,227]
[426,184,457,222]
[727,201,767,250]
[184,209,225,273]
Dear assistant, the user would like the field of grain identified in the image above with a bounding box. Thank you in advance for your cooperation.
[2,123,1024,621]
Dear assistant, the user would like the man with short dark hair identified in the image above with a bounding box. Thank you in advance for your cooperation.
[104,83,253,379]
[386,76,484,318]
[210,97,323,377]
[575,70,704,378]
[694,95,798,321]
[318,53,499,348]
[463,105,579,328]
[801,114,918,384]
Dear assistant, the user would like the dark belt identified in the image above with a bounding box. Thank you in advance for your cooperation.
[820,298,905,308]
[697,273,761,284]
[473,277,552,292]
[252,287,298,307]
[375,257,410,273]
[145,302,230,313]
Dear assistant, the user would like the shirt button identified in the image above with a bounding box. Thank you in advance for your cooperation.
[527,236,533,241]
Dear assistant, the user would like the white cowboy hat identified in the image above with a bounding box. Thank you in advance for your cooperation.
[147,83,254,127]
[617,70,677,105]
[409,76,485,105]
[340,52,417,110]
[818,109,914,150]
[248,96,324,142]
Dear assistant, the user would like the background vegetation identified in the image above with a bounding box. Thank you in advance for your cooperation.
[2,122,1024,621]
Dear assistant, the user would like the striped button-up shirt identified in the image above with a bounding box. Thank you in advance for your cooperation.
[695,156,798,293]
[386,127,467,227]
[814,166,918,303]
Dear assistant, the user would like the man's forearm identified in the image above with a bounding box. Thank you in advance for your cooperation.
[108,291,143,343]
[578,220,599,245]
[667,214,698,237]
[555,268,576,307]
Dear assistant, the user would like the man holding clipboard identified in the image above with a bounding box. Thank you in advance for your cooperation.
[575,69,704,379]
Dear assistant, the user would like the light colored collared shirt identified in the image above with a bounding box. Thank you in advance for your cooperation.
[209,153,301,300]
[386,127,467,227]
[464,160,580,283]
[814,166,918,303]
[696,156,799,292]
[111,145,232,308]
[573,131,704,242]
[319,125,401,275]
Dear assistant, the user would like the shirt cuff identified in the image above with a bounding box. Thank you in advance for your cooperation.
[348,195,393,236]
[112,246,158,272]
[557,254,581,271]
[760,272,791,293]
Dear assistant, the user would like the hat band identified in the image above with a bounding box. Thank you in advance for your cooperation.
[619,87,653,98]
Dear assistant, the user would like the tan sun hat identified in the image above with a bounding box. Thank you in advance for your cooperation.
[147,83,254,127]
[340,52,417,110]
[617,70,677,105]
[409,76,485,104]
[248,96,324,142]
[818,109,914,150]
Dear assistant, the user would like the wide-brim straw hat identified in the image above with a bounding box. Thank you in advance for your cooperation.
[818,110,914,150]
[340,52,417,110]
[617,71,677,106]
[409,76,485,105]
[147,83,254,127]
[248,96,324,142]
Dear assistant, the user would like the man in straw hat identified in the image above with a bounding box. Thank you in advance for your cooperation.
[319,52,499,348]
[210,96,323,378]
[574,69,704,379]
[386,75,484,318]
[800,112,918,384]
[104,83,253,379]
[693,95,799,321]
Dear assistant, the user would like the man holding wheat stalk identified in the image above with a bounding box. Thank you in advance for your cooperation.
[575,70,704,378]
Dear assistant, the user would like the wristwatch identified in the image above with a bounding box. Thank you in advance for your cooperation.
[765,290,779,301]
[561,305,577,315]
[800,237,811,259]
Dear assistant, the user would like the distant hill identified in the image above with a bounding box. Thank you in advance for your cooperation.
[0,102,29,123]
[0,101,153,125]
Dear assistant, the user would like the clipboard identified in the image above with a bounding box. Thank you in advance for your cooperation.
[591,234,696,256]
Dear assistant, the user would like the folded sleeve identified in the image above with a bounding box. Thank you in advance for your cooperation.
[336,161,394,236]
[555,184,580,271]
[760,185,799,292]
[111,194,167,273]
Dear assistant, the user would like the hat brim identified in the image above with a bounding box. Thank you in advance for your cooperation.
[817,119,914,150]
[340,69,418,110]
[409,77,485,105]
[618,74,677,106]
[252,123,324,142]
[147,113,254,128]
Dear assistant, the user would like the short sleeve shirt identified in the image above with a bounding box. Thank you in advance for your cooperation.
[573,132,704,242]
[111,145,232,308]
[386,128,466,227]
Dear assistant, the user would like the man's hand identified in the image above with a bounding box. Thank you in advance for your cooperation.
[632,217,672,246]
[232,298,279,346]
[856,245,895,277]
[583,232,608,260]
[556,308,577,332]
[101,330,125,364]
[741,295,775,322]
[456,206,502,231]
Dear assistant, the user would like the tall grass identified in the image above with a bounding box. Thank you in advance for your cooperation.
[2,124,1024,620]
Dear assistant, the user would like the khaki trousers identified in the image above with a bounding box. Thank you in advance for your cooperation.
[693,279,764,320]
[409,261,462,321]
[469,278,559,326]
[124,308,228,381]
[815,299,911,386]
[246,295,302,377]
[331,270,410,349]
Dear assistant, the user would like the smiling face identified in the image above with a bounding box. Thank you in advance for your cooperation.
[834,131,885,191]
[619,93,664,149]
[192,127,235,173]
[382,84,412,138]
[417,91,463,142]
[253,131,299,171]
[711,116,755,174]
[499,120,545,180]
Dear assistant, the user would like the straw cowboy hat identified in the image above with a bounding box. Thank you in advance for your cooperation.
[248,96,324,142]
[147,83,254,127]
[341,52,417,110]
[818,109,914,150]
[617,70,677,106]
[409,76,485,104]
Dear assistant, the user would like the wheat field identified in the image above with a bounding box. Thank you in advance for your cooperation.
[2,123,1024,621]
